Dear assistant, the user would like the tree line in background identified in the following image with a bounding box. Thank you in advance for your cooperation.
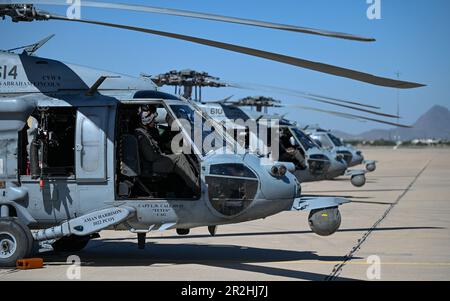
[345,140,450,147]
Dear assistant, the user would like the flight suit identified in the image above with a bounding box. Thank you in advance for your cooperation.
[135,127,200,192]
[280,134,307,170]
[281,147,307,170]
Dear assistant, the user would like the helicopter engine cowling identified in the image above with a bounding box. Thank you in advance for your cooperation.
[308,207,341,236]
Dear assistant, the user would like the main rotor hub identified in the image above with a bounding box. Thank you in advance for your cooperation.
[238,96,282,107]
[152,69,227,88]
[152,69,227,100]
[0,4,50,22]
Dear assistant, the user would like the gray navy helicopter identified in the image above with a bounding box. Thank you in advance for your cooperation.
[305,125,377,172]
[204,98,369,188]
[151,70,410,187]
[0,1,423,266]
[151,71,354,186]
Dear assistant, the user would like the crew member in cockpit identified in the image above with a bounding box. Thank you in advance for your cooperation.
[135,105,199,193]
[279,130,307,170]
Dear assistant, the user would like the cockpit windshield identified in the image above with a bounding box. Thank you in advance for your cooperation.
[170,104,235,156]
[328,133,343,147]
[290,127,318,151]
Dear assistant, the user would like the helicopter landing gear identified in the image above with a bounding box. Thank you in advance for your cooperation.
[137,233,146,250]
[351,174,366,187]
[366,163,376,172]
[208,226,217,237]
[0,218,34,267]
[176,228,190,236]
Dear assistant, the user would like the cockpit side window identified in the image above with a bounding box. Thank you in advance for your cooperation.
[314,134,334,149]
[328,134,343,147]
[290,128,317,151]
[169,104,230,156]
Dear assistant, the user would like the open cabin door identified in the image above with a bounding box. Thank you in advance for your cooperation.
[75,107,108,182]
[0,99,35,181]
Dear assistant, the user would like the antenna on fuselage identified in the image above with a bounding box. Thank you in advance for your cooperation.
[7,34,55,55]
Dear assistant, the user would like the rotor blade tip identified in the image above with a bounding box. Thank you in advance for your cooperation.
[400,83,426,89]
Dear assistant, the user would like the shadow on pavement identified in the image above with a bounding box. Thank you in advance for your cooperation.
[41,242,360,280]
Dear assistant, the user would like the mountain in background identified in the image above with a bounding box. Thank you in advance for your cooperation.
[332,105,450,141]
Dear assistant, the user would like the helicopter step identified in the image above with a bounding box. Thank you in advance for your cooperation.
[32,206,135,242]
[290,196,349,212]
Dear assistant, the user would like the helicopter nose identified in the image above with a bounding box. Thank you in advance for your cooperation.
[255,170,299,214]
[337,158,348,169]
[240,155,299,216]
[330,157,348,177]
[334,160,348,174]
[352,152,364,165]
[260,170,298,201]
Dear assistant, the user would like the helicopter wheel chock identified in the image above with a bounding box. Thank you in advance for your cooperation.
[0,218,33,267]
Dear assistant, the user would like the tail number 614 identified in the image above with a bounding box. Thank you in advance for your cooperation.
[0,65,18,80]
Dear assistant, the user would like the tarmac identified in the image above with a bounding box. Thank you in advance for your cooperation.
[1,148,449,281]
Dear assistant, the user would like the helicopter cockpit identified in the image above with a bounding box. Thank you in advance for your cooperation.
[280,126,331,176]
[310,131,342,149]
[116,92,241,201]
[327,133,344,147]
[116,101,200,199]
[290,127,320,152]
[309,131,353,166]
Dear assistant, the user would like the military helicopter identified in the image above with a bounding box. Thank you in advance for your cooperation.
[207,98,369,188]
[151,70,400,187]
[305,125,377,172]
[151,71,357,186]
[0,1,424,266]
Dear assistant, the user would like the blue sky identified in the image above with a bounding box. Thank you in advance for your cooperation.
[1,0,449,134]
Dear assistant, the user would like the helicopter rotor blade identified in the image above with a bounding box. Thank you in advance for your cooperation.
[221,82,399,118]
[47,16,425,89]
[298,95,399,118]
[226,82,381,109]
[288,105,413,128]
[5,0,376,42]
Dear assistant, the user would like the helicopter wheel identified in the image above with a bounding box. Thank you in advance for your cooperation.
[308,207,341,236]
[52,235,92,253]
[366,163,376,172]
[0,218,33,267]
[351,174,366,187]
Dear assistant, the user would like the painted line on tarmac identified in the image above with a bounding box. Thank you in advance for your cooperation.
[325,160,432,281]
[305,189,406,194]
[0,268,20,277]
[269,260,450,267]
